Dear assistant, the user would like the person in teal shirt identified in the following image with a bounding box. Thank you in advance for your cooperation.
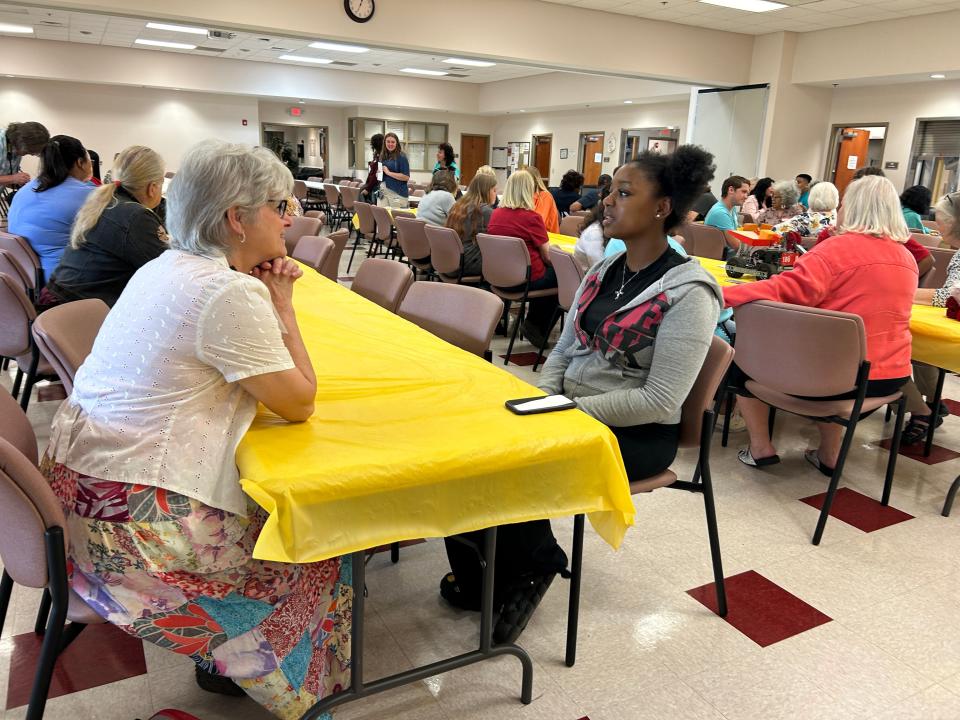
[901,185,932,233]
[704,175,748,231]
[796,173,812,208]
[433,143,460,181]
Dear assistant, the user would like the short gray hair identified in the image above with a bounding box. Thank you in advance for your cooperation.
[840,175,909,243]
[808,181,839,212]
[935,191,960,242]
[166,139,293,256]
[772,180,800,208]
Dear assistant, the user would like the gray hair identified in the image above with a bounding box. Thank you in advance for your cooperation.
[935,191,960,242]
[166,139,293,256]
[807,181,839,212]
[772,180,800,208]
[839,175,909,243]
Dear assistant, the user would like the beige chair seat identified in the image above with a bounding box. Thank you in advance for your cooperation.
[629,469,678,494]
[14,353,54,377]
[745,380,901,419]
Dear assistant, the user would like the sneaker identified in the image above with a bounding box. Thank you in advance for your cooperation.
[716,408,747,433]
[493,572,555,645]
[194,666,246,697]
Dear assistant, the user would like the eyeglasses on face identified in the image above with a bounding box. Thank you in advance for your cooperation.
[271,199,288,216]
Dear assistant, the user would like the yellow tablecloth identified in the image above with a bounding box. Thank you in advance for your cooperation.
[697,256,960,374]
[549,232,578,254]
[352,206,418,231]
[237,269,633,563]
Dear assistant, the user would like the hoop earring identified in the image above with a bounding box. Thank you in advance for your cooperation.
[239,232,246,244]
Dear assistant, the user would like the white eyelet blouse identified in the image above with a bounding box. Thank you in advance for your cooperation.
[48,249,295,515]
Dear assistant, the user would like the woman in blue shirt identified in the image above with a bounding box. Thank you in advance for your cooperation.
[8,135,94,283]
[433,142,459,181]
[901,185,932,234]
[379,132,411,208]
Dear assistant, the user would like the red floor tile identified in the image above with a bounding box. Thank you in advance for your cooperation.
[799,487,914,533]
[6,622,147,709]
[498,351,543,366]
[687,570,831,647]
[877,437,960,465]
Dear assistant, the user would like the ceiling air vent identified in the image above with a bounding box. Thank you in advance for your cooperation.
[445,73,468,78]
[39,20,65,26]
[195,46,226,52]
[207,30,236,40]
[330,61,357,66]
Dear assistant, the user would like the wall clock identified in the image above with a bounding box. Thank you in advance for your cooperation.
[344,0,375,23]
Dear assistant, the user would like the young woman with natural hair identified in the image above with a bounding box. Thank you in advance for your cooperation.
[8,134,93,282]
[522,164,559,233]
[45,145,168,306]
[378,131,410,208]
[433,142,459,180]
[445,171,498,275]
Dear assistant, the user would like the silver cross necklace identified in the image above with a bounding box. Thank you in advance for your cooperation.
[614,260,643,300]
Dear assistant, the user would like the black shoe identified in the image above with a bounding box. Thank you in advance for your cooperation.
[194,665,246,697]
[493,572,555,645]
[439,572,481,612]
[938,401,950,418]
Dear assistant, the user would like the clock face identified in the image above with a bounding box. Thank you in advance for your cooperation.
[345,0,375,23]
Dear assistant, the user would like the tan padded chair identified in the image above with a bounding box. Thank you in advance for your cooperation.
[351,258,414,313]
[411,189,426,198]
[394,217,433,277]
[558,214,585,238]
[392,210,416,221]
[0,273,55,410]
[476,233,558,366]
[369,204,399,259]
[283,216,322,257]
[677,222,728,260]
[348,201,377,273]
[293,180,308,202]
[320,229,350,282]
[734,300,907,545]
[913,231,942,248]
[398,282,504,358]
[339,185,359,221]
[0,248,31,293]
[292,235,335,275]
[424,225,481,285]
[564,336,734,666]
[532,246,584,371]
[32,299,110,395]
[0,231,42,298]
[323,183,344,226]
[0,432,105,720]
[922,246,956,289]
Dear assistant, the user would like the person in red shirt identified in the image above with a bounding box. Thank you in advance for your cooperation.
[486,169,558,346]
[726,175,917,475]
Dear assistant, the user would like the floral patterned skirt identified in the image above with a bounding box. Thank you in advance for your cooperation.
[42,458,351,720]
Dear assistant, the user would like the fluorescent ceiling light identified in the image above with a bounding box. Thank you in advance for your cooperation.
[278,54,333,64]
[698,0,786,12]
[400,68,447,76]
[623,100,633,104]
[135,38,197,49]
[145,22,207,35]
[309,41,369,53]
[931,73,946,79]
[443,58,495,67]
[0,23,34,33]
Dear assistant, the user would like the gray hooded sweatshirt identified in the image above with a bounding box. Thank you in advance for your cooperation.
[538,253,723,427]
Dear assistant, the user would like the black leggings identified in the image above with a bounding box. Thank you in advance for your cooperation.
[611,422,681,481]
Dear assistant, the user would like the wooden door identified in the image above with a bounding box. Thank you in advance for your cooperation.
[533,135,552,183]
[580,133,603,186]
[459,135,489,186]
[833,128,871,196]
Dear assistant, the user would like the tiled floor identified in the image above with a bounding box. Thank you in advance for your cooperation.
[3,246,960,719]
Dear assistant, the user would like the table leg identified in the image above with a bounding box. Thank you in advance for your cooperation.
[300,530,533,719]
[924,368,947,458]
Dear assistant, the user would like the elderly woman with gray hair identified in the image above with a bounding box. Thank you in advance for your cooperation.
[42,139,349,717]
[757,179,805,225]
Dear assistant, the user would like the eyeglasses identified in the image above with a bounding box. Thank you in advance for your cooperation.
[271,199,288,216]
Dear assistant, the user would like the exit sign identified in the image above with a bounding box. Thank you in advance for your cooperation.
[289,107,303,117]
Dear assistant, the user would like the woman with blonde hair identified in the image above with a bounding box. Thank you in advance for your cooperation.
[726,175,917,473]
[522,165,559,233]
[486,169,558,346]
[45,145,168,306]
[446,171,498,275]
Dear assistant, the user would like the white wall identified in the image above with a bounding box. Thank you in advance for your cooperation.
[826,79,960,190]
[0,78,259,175]
[490,102,689,186]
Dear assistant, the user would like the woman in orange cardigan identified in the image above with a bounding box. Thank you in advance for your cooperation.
[726,175,917,475]
[523,165,559,233]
